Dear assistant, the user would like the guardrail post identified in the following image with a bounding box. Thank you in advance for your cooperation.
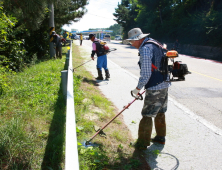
[61,70,68,100]
[64,51,69,70]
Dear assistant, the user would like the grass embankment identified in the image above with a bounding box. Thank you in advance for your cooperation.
[0,42,149,170]
[0,47,70,169]
[73,43,150,170]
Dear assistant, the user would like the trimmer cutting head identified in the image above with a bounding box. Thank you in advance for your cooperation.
[82,140,99,147]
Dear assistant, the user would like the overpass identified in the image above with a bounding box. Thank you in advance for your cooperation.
[70,30,113,40]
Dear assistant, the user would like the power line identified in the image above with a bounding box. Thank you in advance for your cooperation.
[87,12,117,20]
[94,0,119,7]
[103,2,119,7]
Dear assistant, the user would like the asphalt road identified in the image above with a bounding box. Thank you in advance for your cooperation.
[83,40,222,131]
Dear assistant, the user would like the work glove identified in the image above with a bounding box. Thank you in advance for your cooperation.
[91,57,94,60]
[131,88,140,98]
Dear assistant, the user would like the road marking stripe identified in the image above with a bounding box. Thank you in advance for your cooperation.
[191,70,222,82]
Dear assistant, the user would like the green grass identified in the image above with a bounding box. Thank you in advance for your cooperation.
[0,48,70,169]
[110,131,127,143]
[0,43,150,170]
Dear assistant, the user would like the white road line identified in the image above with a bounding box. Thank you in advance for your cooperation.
[108,59,222,136]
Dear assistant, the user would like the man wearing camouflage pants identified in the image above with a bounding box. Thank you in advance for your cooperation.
[127,28,171,150]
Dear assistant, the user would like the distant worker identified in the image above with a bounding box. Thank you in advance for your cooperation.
[63,31,68,46]
[60,35,66,45]
[71,34,74,39]
[173,39,179,51]
[52,31,62,59]
[89,34,110,80]
[80,33,83,46]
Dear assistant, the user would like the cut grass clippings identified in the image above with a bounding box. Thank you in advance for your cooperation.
[0,46,70,169]
[72,42,150,170]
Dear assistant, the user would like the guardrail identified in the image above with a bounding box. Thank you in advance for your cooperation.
[62,41,80,170]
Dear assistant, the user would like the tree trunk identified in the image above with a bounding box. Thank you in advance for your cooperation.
[210,0,215,10]
[159,6,163,25]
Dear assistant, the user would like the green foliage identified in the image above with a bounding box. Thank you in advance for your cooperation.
[0,40,27,71]
[78,146,109,170]
[113,0,139,39]
[0,54,66,169]
[111,131,126,142]
[54,0,88,34]
[107,24,122,36]
[3,0,88,32]
[0,0,89,72]
[114,0,222,47]
[0,65,15,96]
[0,5,27,71]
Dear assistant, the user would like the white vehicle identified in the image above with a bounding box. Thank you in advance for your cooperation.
[83,36,89,40]
[75,35,80,40]
[115,35,122,40]
[103,34,111,42]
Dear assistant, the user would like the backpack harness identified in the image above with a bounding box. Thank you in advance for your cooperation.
[92,40,110,57]
[140,39,190,84]
[139,39,169,88]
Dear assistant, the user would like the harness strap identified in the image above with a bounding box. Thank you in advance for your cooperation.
[152,64,157,71]
[145,40,165,49]
[144,39,165,72]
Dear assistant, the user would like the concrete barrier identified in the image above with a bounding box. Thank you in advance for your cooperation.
[166,43,222,61]
[123,40,222,61]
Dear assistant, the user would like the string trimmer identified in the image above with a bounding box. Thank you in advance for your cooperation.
[73,48,117,71]
[84,90,145,146]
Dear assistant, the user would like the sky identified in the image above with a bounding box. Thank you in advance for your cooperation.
[62,0,121,32]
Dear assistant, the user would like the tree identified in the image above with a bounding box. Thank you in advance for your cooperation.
[2,0,88,31]
[107,24,122,36]
[113,0,139,39]
[0,0,89,71]
[135,0,222,46]
[0,4,26,71]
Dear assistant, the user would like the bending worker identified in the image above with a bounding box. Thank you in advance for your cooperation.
[52,31,62,59]
[128,28,171,150]
[89,34,110,80]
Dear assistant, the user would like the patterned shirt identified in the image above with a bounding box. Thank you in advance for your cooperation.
[137,37,171,90]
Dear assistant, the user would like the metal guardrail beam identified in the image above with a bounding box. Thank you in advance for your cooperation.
[65,41,80,170]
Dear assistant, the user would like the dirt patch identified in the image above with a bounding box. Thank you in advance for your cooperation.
[89,105,104,114]
[84,113,99,121]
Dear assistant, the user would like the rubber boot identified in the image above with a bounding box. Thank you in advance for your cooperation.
[152,112,166,144]
[105,69,110,80]
[96,68,103,80]
[136,116,152,150]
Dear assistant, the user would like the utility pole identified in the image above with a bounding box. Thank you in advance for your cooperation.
[49,3,55,58]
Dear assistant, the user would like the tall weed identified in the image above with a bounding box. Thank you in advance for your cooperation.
[0,56,67,169]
